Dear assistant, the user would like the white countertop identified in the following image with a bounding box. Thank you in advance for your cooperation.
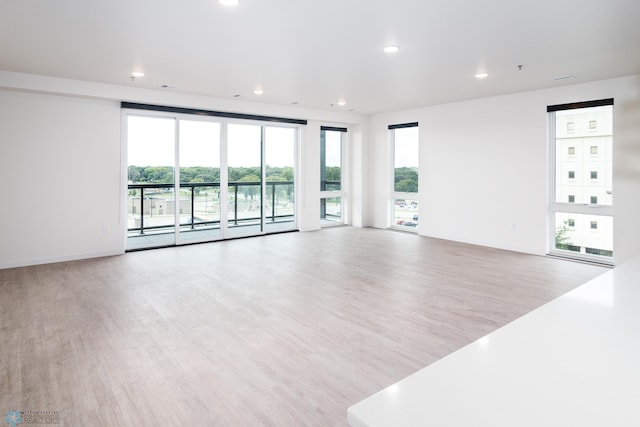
[348,256,640,427]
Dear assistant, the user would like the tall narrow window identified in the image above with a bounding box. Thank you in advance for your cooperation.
[390,122,419,231]
[320,126,346,225]
[549,99,613,262]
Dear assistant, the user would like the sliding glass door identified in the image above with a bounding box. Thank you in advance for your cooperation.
[178,120,221,244]
[265,126,296,233]
[227,123,263,238]
[127,115,177,250]
[126,113,298,250]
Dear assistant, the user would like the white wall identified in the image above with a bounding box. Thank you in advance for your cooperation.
[298,120,369,231]
[349,121,369,227]
[2,72,637,268]
[0,72,368,268]
[368,75,640,264]
[613,76,640,264]
[0,90,123,268]
[298,122,321,231]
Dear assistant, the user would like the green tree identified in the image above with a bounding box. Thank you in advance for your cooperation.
[229,166,260,182]
[395,178,418,193]
[128,165,144,183]
[180,166,220,183]
[239,174,260,200]
[394,167,418,192]
[131,166,220,184]
[555,220,572,249]
[141,166,174,183]
[325,166,341,181]
[281,166,294,181]
[266,175,290,202]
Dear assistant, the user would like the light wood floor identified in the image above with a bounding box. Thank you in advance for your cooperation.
[0,227,607,426]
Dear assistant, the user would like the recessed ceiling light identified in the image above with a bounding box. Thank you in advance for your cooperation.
[131,71,145,78]
[383,45,400,53]
[219,0,239,6]
[254,89,264,95]
[475,72,489,79]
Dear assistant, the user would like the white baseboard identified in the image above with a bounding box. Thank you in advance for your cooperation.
[0,249,125,270]
[417,231,545,257]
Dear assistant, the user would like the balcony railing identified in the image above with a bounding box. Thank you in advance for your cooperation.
[320,180,341,220]
[321,180,341,192]
[127,181,294,235]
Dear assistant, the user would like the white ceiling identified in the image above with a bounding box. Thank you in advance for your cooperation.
[1,0,639,114]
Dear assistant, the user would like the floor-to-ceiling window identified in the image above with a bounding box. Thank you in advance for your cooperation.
[124,105,302,250]
[127,115,177,249]
[320,126,346,225]
[227,123,263,238]
[390,122,419,231]
[178,119,221,244]
[549,99,614,263]
[264,126,297,233]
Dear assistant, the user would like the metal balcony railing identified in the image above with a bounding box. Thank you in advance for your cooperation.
[320,180,341,219]
[320,180,341,192]
[127,181,294,235]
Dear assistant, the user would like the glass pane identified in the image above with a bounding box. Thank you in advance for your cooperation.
[142,189,176,232]
[228,124,262,236]
[394,127,419,193]
[321,197,342,223]
[265,127,296,232]
[554,212,613,258]
[178,120,221,243]
[555,105,612,206]
[321,130,342,191]
[127,115,176,250]
[393,199,419,228]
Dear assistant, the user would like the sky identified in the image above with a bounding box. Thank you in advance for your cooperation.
[128,115,415,171]
[393,126,419,168]
[127,115,303,169]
